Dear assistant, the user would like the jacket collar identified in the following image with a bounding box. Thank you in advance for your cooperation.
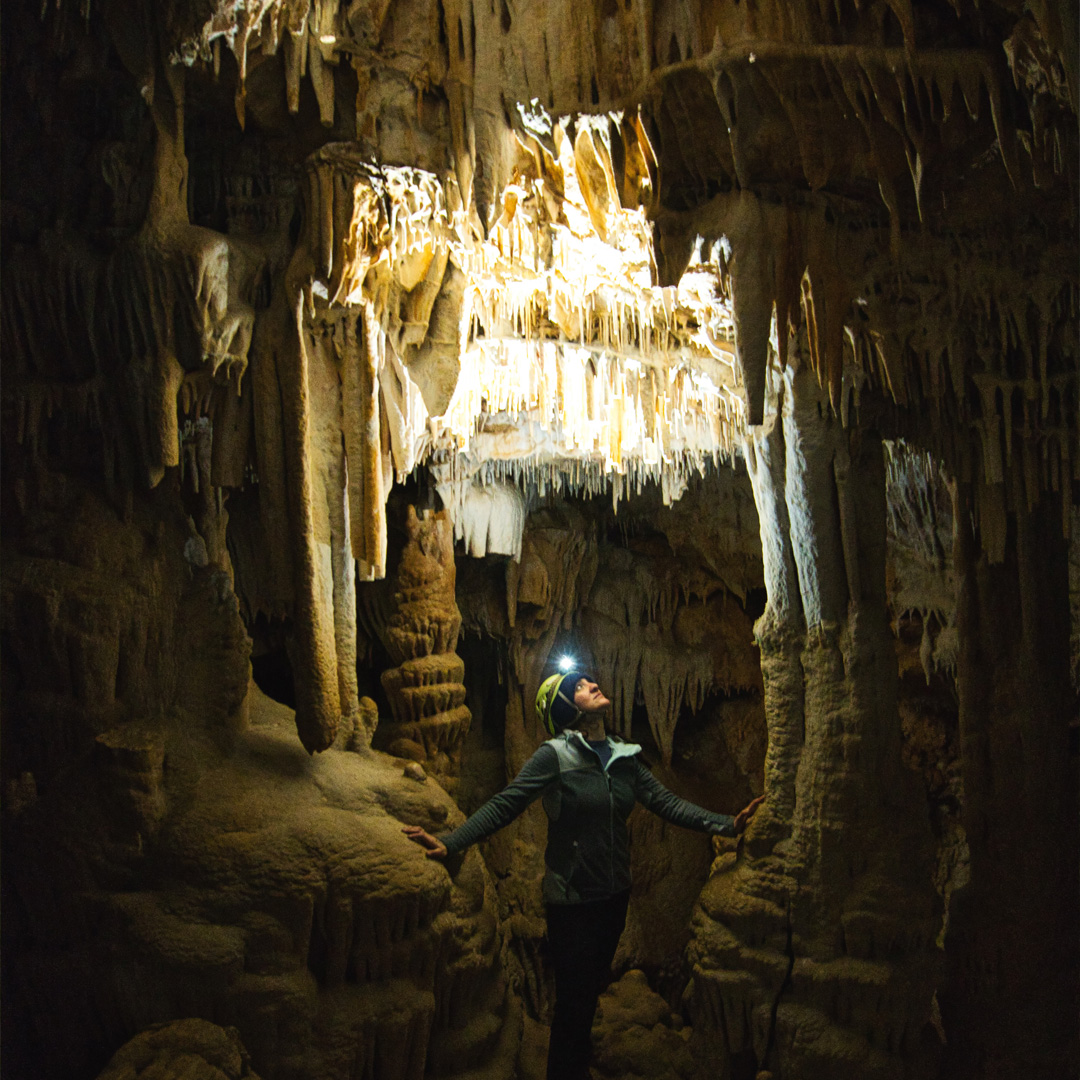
[561,728,642,764]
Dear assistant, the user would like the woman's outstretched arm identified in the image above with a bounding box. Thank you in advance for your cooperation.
[404,742,561,859]
[632,761,764,837]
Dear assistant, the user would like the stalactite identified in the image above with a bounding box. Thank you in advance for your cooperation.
[435,478,526,559]
[273,283,348,753]
[341,306,388,581]
[1,225,259,491]
[19,0,1078,780]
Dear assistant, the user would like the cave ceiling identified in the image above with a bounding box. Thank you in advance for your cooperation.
[2,0,1077,755]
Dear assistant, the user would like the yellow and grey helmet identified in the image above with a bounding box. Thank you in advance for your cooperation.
[536,670,590,736]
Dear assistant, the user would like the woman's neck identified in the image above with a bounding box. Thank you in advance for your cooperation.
[576,715,607,742]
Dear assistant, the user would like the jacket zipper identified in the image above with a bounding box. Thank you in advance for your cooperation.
[605,760,614,891]
[576,733,635,895]
[587,738,616,891]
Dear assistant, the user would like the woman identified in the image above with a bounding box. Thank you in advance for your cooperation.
[404,668,763,1080]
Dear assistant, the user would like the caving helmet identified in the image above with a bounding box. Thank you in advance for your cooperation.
[536,670,591,737]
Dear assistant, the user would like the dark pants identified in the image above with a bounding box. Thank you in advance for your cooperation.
[545,890,630,1080]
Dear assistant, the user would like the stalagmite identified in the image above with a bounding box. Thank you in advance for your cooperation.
[373,508,472,778]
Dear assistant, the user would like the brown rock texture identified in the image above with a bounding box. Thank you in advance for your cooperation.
[96,1019,262,1080]
[942,492,1079,1080]
[374,506,472,777]
[686,363,942,1080]
[5,681,514,1080]
[593,969,697,1080]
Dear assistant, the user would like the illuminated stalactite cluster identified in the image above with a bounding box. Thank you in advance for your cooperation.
[438,105,746,461]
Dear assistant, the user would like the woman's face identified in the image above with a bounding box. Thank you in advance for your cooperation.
[573,679,610,713]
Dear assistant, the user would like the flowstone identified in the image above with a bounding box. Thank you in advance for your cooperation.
[7,683,514,1080]
[95,1018,262,1080]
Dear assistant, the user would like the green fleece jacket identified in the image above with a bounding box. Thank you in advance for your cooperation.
[441,730,736,904]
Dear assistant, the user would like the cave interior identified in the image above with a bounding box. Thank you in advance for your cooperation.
[1,1,1077,1079]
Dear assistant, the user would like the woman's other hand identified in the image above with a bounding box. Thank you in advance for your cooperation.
[733,795,765,834]
[402,825,448,860]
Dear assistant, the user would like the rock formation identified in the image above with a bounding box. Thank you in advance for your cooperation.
[1,1,1076,1079]
[373,506,472,778]
[6,670,514,1080]
[95,1018,262,1080]
[688,361,941,1080]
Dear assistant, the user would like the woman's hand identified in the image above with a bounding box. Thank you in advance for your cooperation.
[733,795,765,834]
[402,825,448,860]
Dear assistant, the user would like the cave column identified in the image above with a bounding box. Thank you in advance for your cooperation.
[739,378,803,849]
[690,362,940,1079]
[943,488,1079,1079]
